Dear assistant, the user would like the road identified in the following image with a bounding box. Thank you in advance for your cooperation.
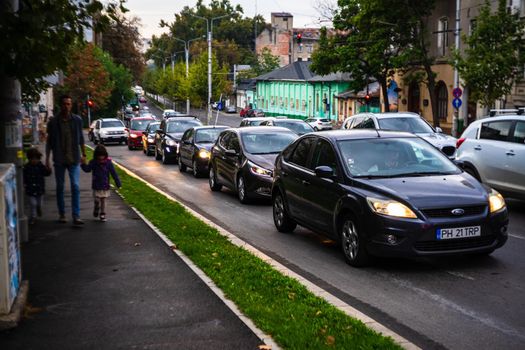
[100,102,525,350]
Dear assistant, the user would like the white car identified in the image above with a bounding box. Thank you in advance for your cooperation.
[305,118,333,131]
[92,118,127,145]
[456,113,525,199]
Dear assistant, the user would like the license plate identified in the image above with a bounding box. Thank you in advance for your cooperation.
[437,226,481,240]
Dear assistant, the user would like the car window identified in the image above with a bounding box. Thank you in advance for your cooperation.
[463,125,478,139]
[512,121,525,144]
[241,132,297,154]
[274,121,314,135]
[130,119,151,131]
[147,123,160,133]
[480,121,512,142]
[353,116,375,129]
[348,117,362,129]
[166,120,201,133]
[182,129,193,143]
[311,139,339,175]
[219,132,231,149]
[289,137,315,168]
[101,120,124,128]
[378,117,434,133]
[195,128,224,143]
[228,134,241,153]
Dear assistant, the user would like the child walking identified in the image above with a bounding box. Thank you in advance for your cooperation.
[81,145,121,222]
[23,148,52,225]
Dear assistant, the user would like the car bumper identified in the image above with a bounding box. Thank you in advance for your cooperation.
[364,208,509,257]
[163,145,179,160]
[101,136,126,143]
[244,170,273,198]
[128,137,142,147]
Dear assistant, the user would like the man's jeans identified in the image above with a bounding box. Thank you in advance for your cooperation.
[54,163,80,218]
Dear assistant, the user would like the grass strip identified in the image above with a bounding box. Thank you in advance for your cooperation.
[92,149,402,349]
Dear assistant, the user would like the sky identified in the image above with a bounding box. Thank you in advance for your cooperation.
[125,0,331,39]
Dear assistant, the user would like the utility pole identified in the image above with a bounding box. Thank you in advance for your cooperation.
[174,36,204,115]
[452,0,462,137]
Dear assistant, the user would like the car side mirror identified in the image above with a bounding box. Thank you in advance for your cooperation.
[315,166,334,179]
[435,127,443,133]
[225,149,238,156]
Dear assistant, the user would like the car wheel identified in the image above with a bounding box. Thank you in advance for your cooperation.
[237,175,250,204]
[155,147,162,160]
[162,150,171,164]
[273,191,296,233]
[192,159,201,178]
[209,166,222,191]
[178,156,187,172]
[128,143,133,150]
[464,165,481,182]
[340,215,371,267]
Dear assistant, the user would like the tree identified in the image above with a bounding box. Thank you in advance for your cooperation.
[237,48,280,79]
[102,11,145,82]
[455,0,525,108]
[187,53,231,106]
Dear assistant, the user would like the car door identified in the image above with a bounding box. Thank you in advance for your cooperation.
[214,132,232,186]
[179,129,193,166]
[505,121,525,195]
[222,132,242,189]
[281,136,316,221]
[476,120,514,188]
[304,139,344,234]
[155,120,166,154]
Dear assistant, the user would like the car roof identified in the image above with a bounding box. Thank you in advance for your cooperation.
[100,118,122,122]
[467,114,524,126]
[166,116,200,121]
[193,125,229,131]
[235,126,296,134]
[356,112,421,119]
[130,116,155,120]
[312,129,418,141]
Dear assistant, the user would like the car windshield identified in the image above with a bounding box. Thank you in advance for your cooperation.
[241,132,297,154]
[249,120,264,126]
[378,117,434,134]
[102,120,124,128]
[167,120,201,133]
[337,137,459,178]
[195,129,224,143]
[147,123,160,132]
[274,121,313,135]
[130,120,151,131]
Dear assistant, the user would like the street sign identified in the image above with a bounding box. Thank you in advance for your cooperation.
[452,98,462,109]
[452,87,462,98]
[217,102,223,110]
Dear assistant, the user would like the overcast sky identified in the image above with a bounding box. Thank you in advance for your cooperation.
[125,0,331,38]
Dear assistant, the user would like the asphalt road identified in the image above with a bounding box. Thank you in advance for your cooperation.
[98,102,525,350]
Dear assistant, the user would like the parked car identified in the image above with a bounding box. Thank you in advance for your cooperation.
[142,121,161,156]
[162,109,184,119]
[240,106,251,117]
[178,126,229,177]
[208,126,298,203]
[154,117,203,164]
[239,117,275,127]
[88,120,97,142]
[92,118,127,145]
[260,119,314,136]
[226,106,237,114]
[342,112,457,158]
[246,108,265,118]
[305,118,333,131]
[456,114,525,199]
[139,96,147,103]
[271,130,509,267]
[127,116,155,150]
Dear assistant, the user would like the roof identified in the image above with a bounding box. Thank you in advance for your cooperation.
[256,61,315,81]
[315,129,418,141]
[272,12,293,17]
[237,78,256,91]
[308,72,352,82]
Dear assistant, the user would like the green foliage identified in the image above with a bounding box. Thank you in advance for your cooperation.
[0,0,126,102]
[455,0,525,107]
[236,48,280,80]
[187,53,231,106]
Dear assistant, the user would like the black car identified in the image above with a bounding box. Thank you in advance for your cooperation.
[209,127,298,203]
[260,119,315,136]
[272,130,508,267]
[178,126,229,177]
[154,117,202,164]
[142,121,160,156]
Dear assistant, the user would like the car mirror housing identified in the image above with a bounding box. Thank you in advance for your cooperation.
[435,127,443,133]
[315,166,334,179]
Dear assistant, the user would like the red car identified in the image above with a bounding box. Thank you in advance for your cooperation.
[127,116,155,150]
[240,106,251,117]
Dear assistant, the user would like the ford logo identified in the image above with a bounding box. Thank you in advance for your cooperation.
[451,208,465,216]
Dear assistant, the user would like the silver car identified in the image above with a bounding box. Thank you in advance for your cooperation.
[342,112,457,158]
[305,118,333,131]
[456,114,525,199]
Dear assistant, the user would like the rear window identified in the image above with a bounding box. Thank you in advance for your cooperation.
[480,121,512,142]
[102,120,124,128]
[319,119,330,122]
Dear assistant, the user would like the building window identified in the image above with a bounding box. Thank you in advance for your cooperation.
[284,97,288,109]
[437,17,448,56]
[296,99,299,110]
[306,44,313,53]
[302,99,306,112]
[469,19,477,36]
[436,81,448,120]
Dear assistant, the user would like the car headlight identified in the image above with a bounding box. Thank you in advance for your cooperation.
[367,197,417,219]
[130,133,139,138]
[147,137,154,143]
[488,189,505,213]
[249,162,272,177]
[99,130,107,135]
[166,139,178,147]
[198,149,210,159]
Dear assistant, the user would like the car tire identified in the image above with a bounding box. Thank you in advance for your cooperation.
[192,159,201,178]
[128,143,133,150]
[237,175,250,204]
[178,156,187,172]
[155,147,162,160]
[273,191,296,233]
[209,166,222,191]
[162,150,171,164]
[339,215,371,267]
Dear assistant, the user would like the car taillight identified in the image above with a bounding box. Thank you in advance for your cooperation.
[456,137,466,149]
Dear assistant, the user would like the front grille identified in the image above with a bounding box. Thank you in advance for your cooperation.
[107,131,124,135]
[422,205,486,218]
[441,145,456,156]
[415,235,496,252]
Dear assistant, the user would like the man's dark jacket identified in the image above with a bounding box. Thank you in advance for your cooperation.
[46,114,85,165]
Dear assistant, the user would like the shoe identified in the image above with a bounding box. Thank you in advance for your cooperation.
[100,213,106,222]
[59,215,67,223]
[73,218,85,226]
[93,205,99,218]
[37,206,42,217]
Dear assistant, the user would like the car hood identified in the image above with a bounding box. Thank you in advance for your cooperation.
[357,174,488,208]
[416,133,456,147]
[166,132,183,141]
[194,142,214,151]
[246,153,278,170]
[129,129,144,135]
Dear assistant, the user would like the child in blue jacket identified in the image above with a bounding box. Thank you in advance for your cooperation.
[23,148,52,224]
[81,145,121,222]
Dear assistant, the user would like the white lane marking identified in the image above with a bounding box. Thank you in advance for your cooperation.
[445,271,475,280]
[113,159,421,350]
[509,234,525,241]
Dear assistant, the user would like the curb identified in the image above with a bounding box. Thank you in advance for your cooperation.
[111,156,421,349]
[0,280,29,331]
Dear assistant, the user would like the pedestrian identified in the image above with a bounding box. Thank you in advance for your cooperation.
[81,144,121,222]
[45,94,87,225]
[23,148,52,225]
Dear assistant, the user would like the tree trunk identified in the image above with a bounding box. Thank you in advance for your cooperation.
[424,64,439,127]
[379,77,390,112]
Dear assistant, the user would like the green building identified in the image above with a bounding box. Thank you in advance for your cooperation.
[255,61,352,121]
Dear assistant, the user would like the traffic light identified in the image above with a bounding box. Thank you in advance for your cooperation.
[87,99,94,108]
[296,33,302,44]
[364,94,371,105]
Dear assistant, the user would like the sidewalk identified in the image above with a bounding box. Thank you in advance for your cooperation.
[0,171,263,349]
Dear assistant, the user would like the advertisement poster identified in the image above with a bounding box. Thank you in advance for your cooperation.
[387,79,399,112]
[4,171,20,306]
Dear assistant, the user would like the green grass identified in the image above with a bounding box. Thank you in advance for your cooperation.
[89,147,402,349]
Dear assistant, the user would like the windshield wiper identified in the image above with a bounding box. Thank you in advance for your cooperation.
[387,171,456,178]
[250,151,278,155]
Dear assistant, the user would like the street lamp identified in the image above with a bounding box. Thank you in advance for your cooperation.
[190,13,232,124]
[174,35,205,114]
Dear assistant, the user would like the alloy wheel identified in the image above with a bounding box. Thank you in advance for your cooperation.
[237,176,246,202]
[273,194,285,227]
[342,219,359,261]
[192,160,199,178]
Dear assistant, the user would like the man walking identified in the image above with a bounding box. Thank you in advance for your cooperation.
[45,94,86,225]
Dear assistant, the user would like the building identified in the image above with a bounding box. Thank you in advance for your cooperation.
[255,61,353,121]
[256,13,321,66]
[235,78,256,110]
